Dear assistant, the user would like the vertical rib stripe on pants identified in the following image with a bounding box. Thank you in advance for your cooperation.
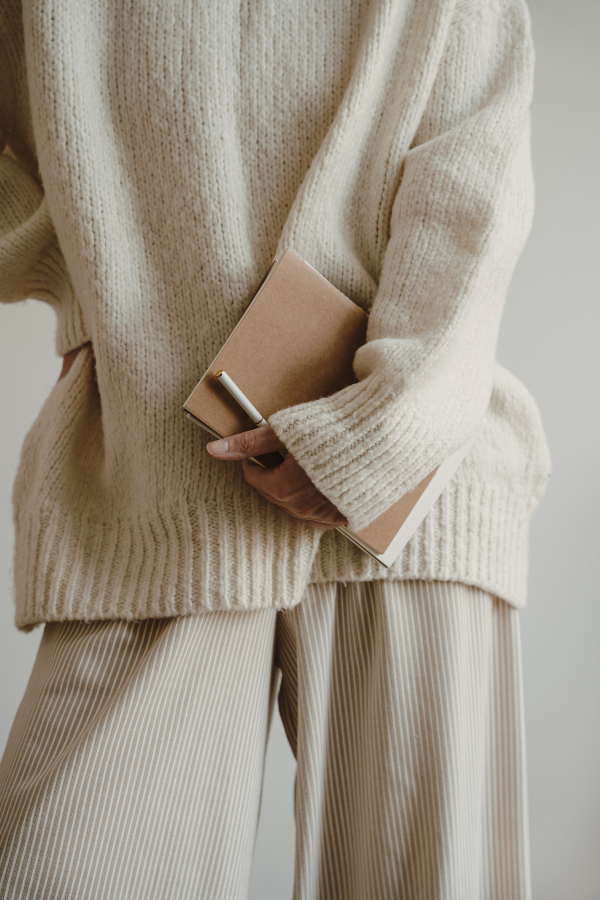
[0,580,530,900]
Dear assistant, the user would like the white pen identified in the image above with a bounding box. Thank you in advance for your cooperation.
[215,370,269,427]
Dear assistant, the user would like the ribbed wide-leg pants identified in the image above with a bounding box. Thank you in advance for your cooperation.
[0,580,530,900]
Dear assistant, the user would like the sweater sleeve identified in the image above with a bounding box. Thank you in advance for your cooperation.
[269,0,535,532]
[0,3,89,354]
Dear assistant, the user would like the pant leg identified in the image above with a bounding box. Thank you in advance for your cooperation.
[0,610,277,900]
[275,579,530,900]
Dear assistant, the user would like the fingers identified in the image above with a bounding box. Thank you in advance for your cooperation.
[206,425,285,460]
[206,426,347,528]
[242,457,348,527]
[57,344,87,382]
[252,485,342,529]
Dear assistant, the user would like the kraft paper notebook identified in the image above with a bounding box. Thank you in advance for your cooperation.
[184,249,480,567]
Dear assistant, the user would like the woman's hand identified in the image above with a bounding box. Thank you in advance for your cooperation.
[57,345,88,382]
[207,425,347,530]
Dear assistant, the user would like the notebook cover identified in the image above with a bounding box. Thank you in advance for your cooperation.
[184,249,463,559]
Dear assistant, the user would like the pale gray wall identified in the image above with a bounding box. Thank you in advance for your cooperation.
[1,1,598,897]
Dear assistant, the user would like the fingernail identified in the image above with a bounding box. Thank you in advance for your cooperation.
[208,439,229,455]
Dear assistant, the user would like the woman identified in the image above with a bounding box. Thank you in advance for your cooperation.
[0,0,550,896]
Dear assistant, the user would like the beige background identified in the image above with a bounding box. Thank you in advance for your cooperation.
[1,0,598,896]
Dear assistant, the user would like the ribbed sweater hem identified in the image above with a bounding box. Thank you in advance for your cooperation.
[12,491,322,631]
[13,475,532,631]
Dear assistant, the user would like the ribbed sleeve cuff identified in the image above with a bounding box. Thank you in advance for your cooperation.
[30,241,91,354]
[54,300,91,356]
[269,372,462,533]
[270,374,393,530]
[0,176,90,352]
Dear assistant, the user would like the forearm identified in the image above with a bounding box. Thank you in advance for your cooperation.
[270,0,535,531]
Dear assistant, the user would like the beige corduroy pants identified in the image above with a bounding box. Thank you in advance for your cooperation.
[0,580,530,900]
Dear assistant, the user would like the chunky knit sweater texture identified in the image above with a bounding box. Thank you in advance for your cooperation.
[1,0,550,629]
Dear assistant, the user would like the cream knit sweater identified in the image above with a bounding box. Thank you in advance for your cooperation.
[1,0,550,629]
